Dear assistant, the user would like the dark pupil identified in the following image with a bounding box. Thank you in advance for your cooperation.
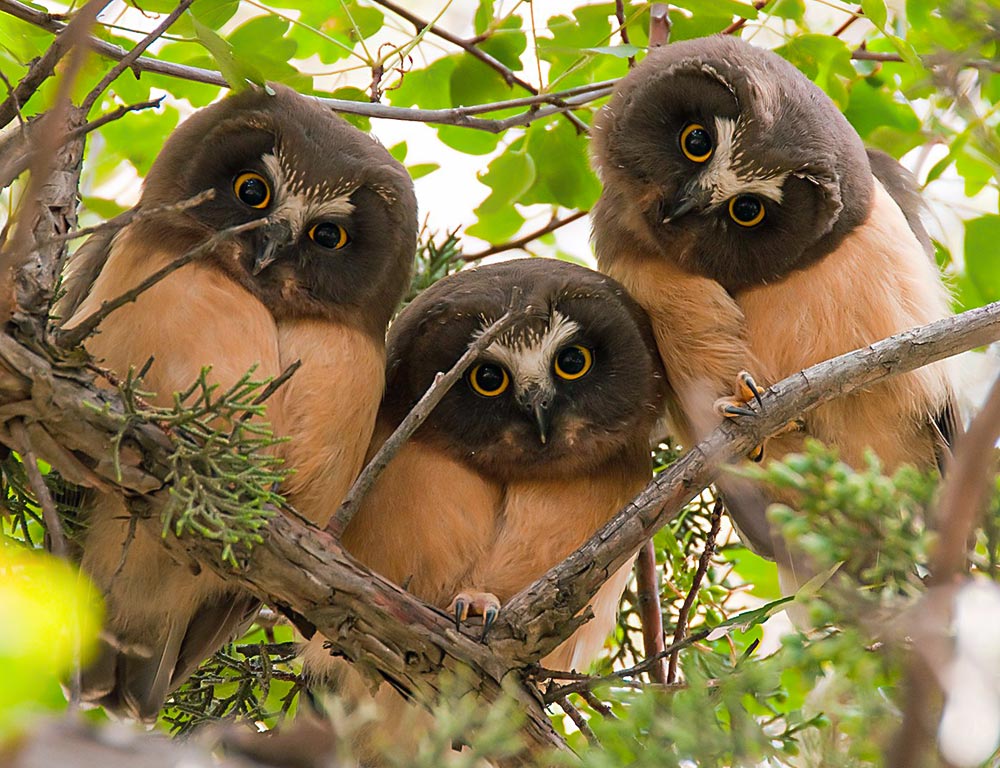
[239,177,268,206]
[475,365,505,392]
[557,347,586,375]
[732,195,762,222]
[684,128,711,157]
[312,223,343,248]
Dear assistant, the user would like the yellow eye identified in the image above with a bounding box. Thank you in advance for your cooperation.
[469,363,509,397]
[554,345,592,381]
[233,171,270,209]
[309,222,350,249]
[729,194,765,227]
[680,123,713,163]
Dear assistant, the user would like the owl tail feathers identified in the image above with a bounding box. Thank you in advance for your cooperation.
[77,591,261,722]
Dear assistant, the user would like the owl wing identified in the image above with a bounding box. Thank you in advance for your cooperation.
[63,227,283,721]
[868,148,963,466]
[53,226,120,323]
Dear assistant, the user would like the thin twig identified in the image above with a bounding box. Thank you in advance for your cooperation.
[648,3,671,48]
[10,419,67,558]
[615,0,635,68]
[542,628,711,701]
[557,696,599,745]
[832,6,864,37]
[667,500,722,684]
[71,96,163,136]
[327,295,525,537]
[80,0,194,112]
[932,372,1000,582]
[55,218,267,348]
[463,210,589,261]
[52,188,215,246]
[721,0,768,35]
[580,689,618,719]
[635,539,667,684]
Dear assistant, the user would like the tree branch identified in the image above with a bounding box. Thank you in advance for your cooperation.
[462,210,589,261]
[55,218,267,349]
[635,539,667,684]
[489,300,1000,664]
[328,296,524,537]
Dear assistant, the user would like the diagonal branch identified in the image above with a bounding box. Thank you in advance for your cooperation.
[489,300,1000,664]
[328,294,525,537]
[55,218,266,348]
[462,210,589,261]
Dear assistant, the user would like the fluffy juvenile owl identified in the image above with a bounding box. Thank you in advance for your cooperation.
[302,258,667,758]
[59,84,416,720]
[591,36,957,569]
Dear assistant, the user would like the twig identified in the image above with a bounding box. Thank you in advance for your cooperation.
[635,539,667,684]
[462,210,589,261]
[667,500,722,684]
[580,689,618,719]
[721,0,768,35]
[0,0,614,133]
[80,0,194,112]
[615,0,636,68]
[648,4,671,48]
[496,300,1000,664]
[327,298,524,537]
[932,372,1000,582]
[0,97,163,192]
[832,6,864,37]
[51,188,214,246]
[556,696,599,745]
[55,218,267,348]
[374,0,591,133]
[542,628,711,701]
[10,419,67,558]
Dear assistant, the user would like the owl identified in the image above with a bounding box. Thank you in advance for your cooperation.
[58,84,417,720]
[591,36,957,572]
[301,258,667,759]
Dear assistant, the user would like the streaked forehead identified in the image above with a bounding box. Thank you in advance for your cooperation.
[262,151,356,219]
[478,311,580,380]
[697,116,788,204]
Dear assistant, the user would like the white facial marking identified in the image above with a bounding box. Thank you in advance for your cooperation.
[696,117,788,206]
[478,311,580,395]
[261,152,356,238]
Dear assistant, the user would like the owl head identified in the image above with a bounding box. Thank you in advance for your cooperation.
[132,84,416,335]
[592,36,873,292]
[381,259,667,481]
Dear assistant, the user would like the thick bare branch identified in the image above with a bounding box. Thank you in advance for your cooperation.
[635,539,667,685]
[491,300,1000,664]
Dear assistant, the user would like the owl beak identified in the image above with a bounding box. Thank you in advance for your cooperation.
[518,386,552,445]
[662,187,709,224]
[253,220,294,275]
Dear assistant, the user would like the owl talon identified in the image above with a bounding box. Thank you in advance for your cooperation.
[719,402,756,418]
[448,591,501,640]
[453,598,468,630]
[481,606,498,642]
[738,371,765,411]
[749,442,765,462]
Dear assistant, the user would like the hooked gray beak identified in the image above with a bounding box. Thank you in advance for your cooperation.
[662,185,710,224]
[519,385,553,445]
[253,220,293,275]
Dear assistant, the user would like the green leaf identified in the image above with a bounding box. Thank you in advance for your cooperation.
[466,205,524,242]
[388,141,407,163]
[474,0,494,36]
[966,215,1000,302]
[191,14,264,91]
[861,0,888,29]
[329,87,370,131]
[584,44,643,58]
[768,0,806,22]
[775,34,856,108]
[407,163,439,180]
[475,149,537,215]
[522,119,600,209]
[190,0,239,29]
[478,14,526,71]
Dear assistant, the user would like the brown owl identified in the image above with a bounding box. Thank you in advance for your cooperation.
[58,84,417,720]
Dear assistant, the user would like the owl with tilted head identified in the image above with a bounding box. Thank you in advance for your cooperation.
[59,84,417,720]
[591,35,957,583]
[302,258,667,761]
